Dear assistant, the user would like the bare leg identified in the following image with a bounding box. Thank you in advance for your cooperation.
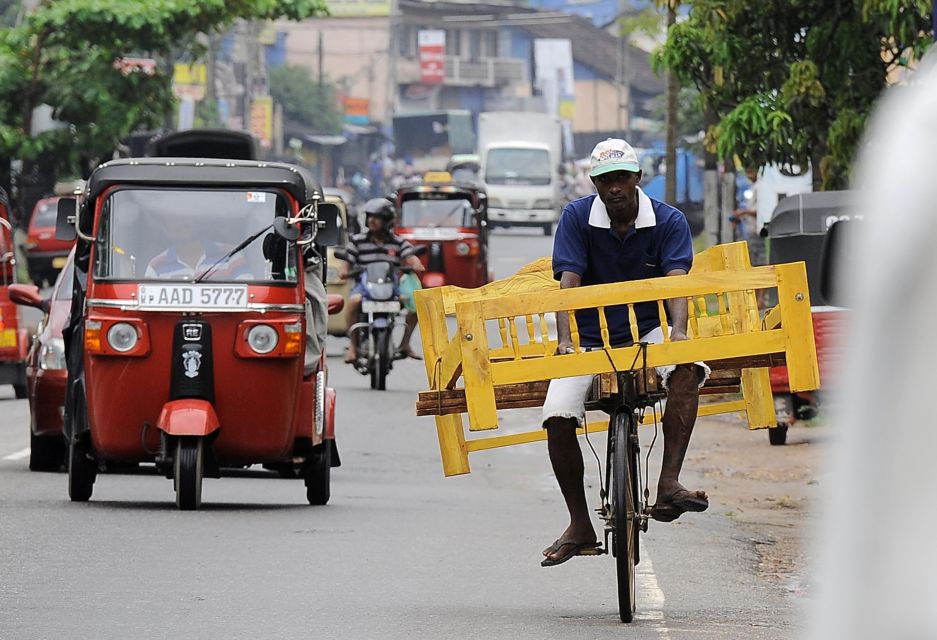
[395,311,420,357]
[656,364,706,504]
[344,294,362,362]
[543,416,597,562]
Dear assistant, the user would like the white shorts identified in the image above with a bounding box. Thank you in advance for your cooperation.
[541,326,711,427]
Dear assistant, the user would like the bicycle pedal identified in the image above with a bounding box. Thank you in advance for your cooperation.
[579,545,607,557]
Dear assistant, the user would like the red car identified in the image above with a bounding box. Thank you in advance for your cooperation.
[25,196,73,287]
[8,251,73,471]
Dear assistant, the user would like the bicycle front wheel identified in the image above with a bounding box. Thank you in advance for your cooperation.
[611,410,638,623]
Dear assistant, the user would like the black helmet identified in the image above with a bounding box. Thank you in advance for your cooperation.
[363,197,395,222]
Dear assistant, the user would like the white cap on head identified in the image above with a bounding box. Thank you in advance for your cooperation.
[589,138,640,177]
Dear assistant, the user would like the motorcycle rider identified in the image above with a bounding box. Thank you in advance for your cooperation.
[339,197,425,363]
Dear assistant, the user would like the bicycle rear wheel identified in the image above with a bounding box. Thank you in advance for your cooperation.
[611,410,638,623]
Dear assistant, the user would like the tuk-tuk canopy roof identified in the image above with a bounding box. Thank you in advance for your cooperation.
[85,158,322,204]
[397,181,486,198]
[768,190,857,237]
[146,129,259,160]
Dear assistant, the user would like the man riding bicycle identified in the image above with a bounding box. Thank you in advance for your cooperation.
[541,139,711,567]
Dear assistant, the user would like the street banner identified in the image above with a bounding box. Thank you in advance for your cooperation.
[343,97,370,125]
[326,0,391,16]
[172,63,207,101]
[250,96,274,150]
[534,39,575,118]
[418,30,446,85]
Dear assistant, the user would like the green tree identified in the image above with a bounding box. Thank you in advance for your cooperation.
[657,0,933,189]
[0,0,328,175]
[268,63,341,134]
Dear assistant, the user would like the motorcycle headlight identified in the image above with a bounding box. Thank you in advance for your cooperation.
[39,337,66,370]
[106,322,139,353]
[247,324,278,354]
[366,282,394,301]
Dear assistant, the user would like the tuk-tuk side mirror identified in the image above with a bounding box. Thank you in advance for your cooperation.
[56,198,78,242]
[315,202,342,247]
[273,217,300,241]
[820,219,857,307]
[8,283,49,313]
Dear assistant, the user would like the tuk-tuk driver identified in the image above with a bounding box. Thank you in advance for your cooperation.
[541,138,711,567]
[340,197,425,362]
[145,218,252,280]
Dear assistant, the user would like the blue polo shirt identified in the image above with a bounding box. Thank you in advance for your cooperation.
[552,188,693,347]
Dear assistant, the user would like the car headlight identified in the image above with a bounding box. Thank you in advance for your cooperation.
[366,282,394,301]
[106,323,139,353]
[39,337,66,370]
[247,324,278,354]
[532,199,553,209]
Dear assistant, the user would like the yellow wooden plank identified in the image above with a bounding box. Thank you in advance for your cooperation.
[763,304,782,330]
[479,268,780,321]
[466,420,611,452]
[775,263,821,392]
[441,256,557,315]
[741,367,777,429]
[437,334,463,390]
[456,300,499,431]
[698,399,747,416]
[436,414,471,475]
[491,331,787,386]
[416,287,472,474]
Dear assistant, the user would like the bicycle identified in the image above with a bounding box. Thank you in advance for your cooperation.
[581,351,665,623]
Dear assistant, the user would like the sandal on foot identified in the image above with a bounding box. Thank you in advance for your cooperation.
[540,540,599,567]
[394,349,422,361]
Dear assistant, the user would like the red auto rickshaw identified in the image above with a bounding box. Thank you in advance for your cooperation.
[0,189,28,399]
[56,158,344,508]
[765,191,851,444]
[394,175,491,288]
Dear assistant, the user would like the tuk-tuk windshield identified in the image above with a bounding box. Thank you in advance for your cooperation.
[400,197,474,228]
[93,188,298,283]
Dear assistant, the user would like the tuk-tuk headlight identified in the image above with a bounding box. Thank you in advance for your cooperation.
[106,322,139,353]
[39,337,66,370]
[247,324,278,354]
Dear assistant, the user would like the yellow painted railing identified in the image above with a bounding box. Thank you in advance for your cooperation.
[415,242,820,476]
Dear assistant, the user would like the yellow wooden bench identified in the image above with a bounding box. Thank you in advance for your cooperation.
[414,242,820,476]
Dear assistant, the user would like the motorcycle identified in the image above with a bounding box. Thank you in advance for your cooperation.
[347,259,420,391]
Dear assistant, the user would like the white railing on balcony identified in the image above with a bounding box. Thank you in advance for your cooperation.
[396,56,526,87]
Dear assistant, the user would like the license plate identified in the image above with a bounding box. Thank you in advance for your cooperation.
[0,329,16,348]
[362,300,400,313]
[52,256,67,269]
[137,284,249,310]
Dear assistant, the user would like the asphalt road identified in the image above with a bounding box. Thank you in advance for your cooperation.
[0,229,807,639]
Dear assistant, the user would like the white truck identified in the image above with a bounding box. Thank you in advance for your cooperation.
[477,111,562,235]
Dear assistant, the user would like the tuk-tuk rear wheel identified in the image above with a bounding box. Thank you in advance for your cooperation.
[29,431,65,472]
[305,442,331,505]
[174,437,204,510]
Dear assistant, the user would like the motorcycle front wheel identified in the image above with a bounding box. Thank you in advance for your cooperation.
[370,329,389,391]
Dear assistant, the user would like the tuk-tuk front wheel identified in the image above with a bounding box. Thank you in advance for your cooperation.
[67,439,96,502]
[174,437,204,510]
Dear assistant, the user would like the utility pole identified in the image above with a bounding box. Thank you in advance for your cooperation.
[664,1,677,205]
[385,0,400,133]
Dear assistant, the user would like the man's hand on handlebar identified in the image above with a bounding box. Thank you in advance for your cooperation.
[404,255,425,273]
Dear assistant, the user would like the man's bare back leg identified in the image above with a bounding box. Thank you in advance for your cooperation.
[543,416,597,560]
[657,363,707,505]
